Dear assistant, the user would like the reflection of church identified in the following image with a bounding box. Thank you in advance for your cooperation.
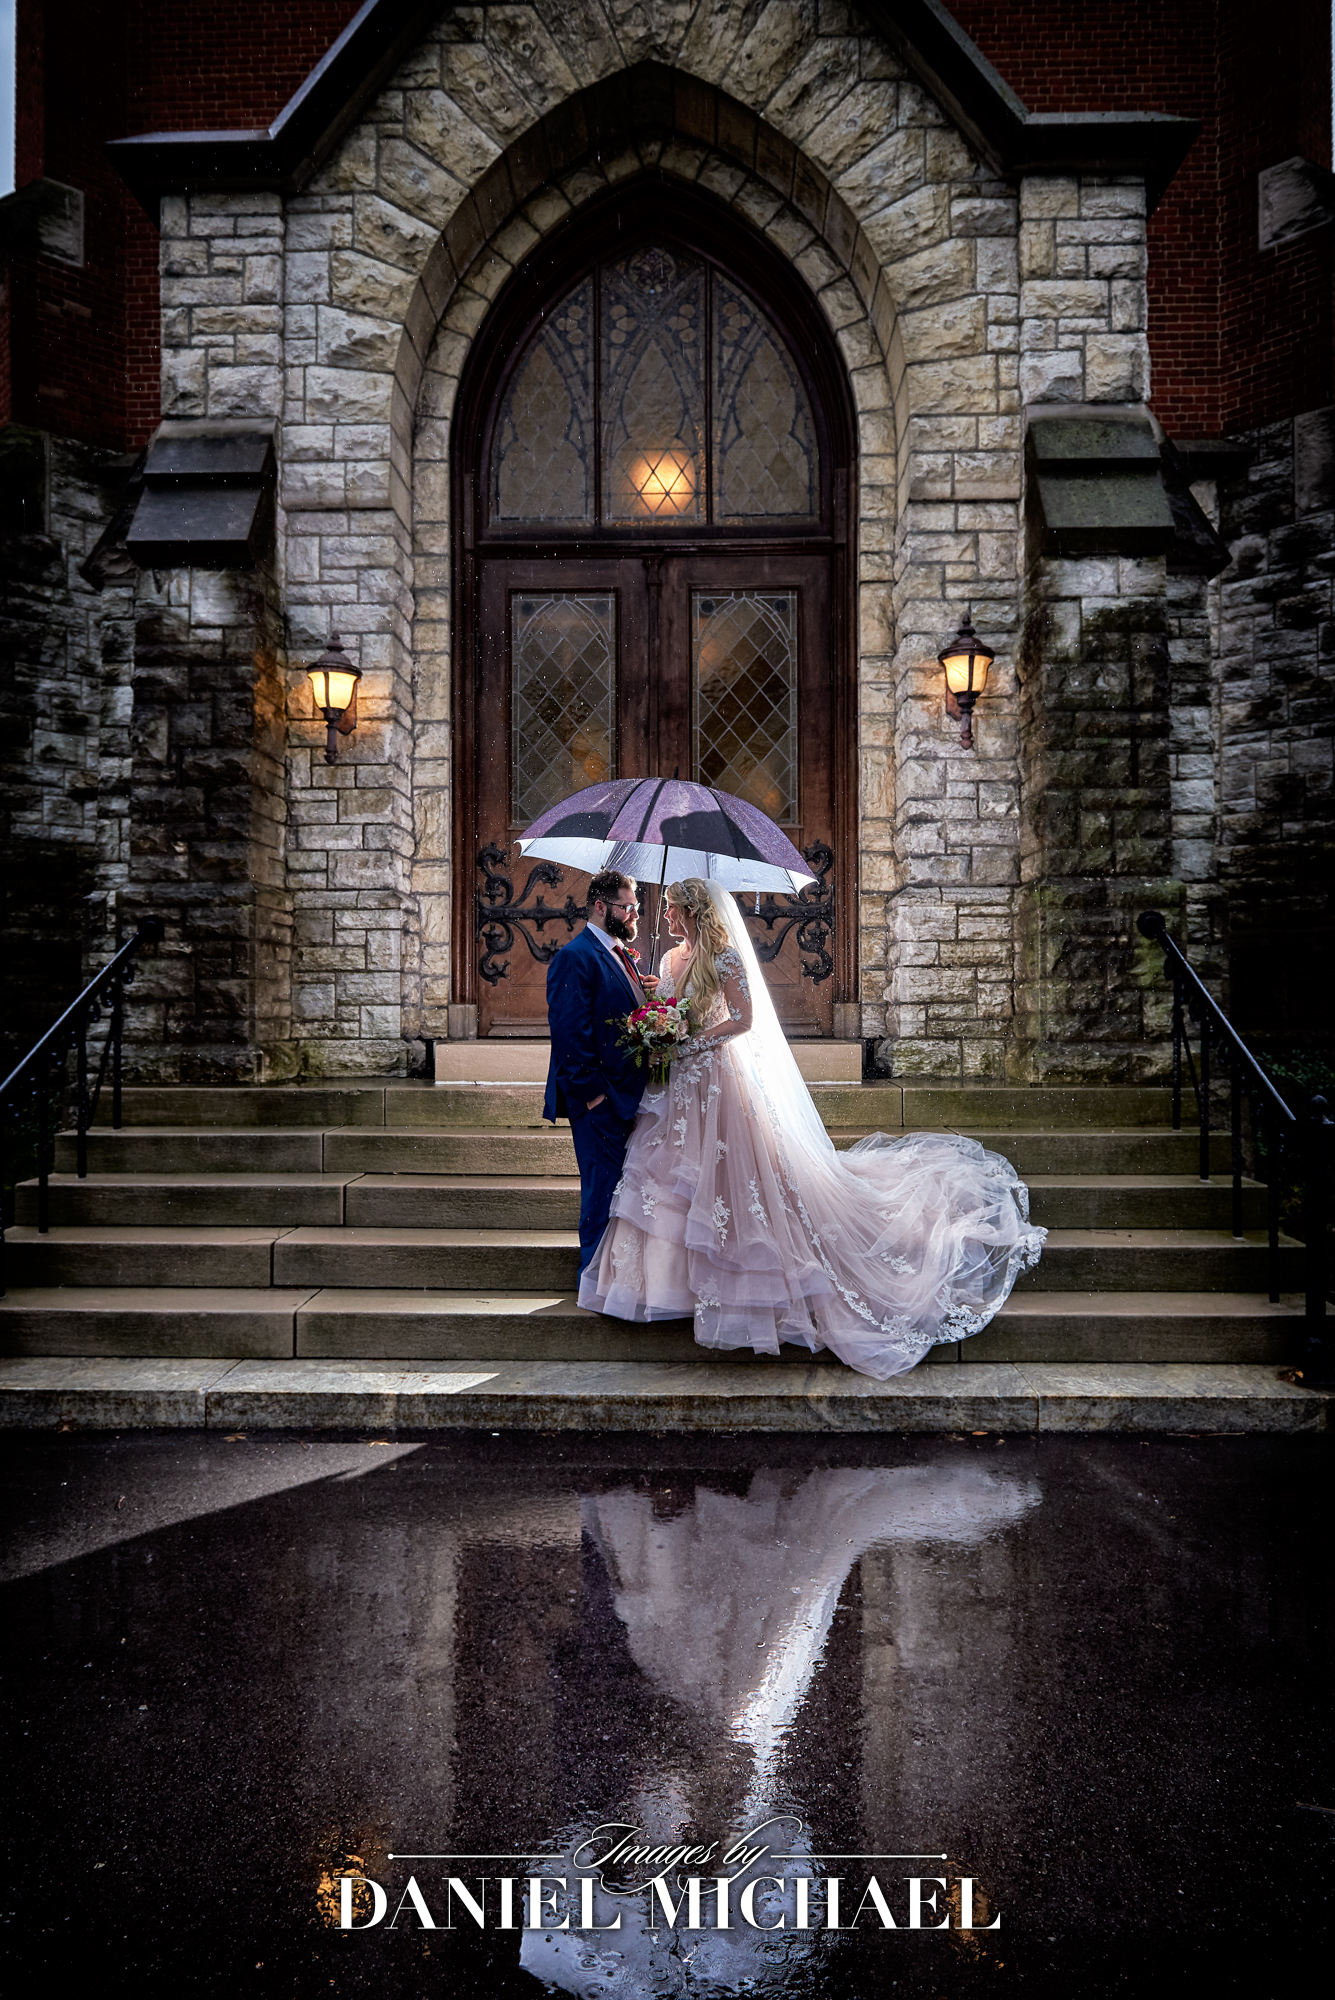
[2,1,1330,1080]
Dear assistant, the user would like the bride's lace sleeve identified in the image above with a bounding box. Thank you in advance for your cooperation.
[715,948,753,1032]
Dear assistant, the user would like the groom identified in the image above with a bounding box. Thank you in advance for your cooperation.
[544,869,658,1277]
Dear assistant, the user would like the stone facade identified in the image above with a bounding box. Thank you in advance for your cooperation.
[2,2,1329,1081]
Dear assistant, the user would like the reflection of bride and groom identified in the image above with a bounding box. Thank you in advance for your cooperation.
[522,1462,1038,1996]
[544,868,1045,1379]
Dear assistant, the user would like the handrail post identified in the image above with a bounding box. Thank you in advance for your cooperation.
[111,973,125,1131]
[1171,972,1183,1131]
[1267,1109,1281,1304]
[36,1066,50,1236]
[76,1017,88,1182]
[1304,1096,1329,1341]
[1230,1057,1242,1239]
[1198,1011,1210,1182]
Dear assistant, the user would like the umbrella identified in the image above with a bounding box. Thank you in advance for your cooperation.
[517,775,817,894]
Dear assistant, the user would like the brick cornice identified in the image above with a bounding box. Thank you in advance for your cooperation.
[106,0,1199,210]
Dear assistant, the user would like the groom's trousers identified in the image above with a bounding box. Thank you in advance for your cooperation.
[571,1102,637,1275]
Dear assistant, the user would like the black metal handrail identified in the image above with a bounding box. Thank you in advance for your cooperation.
[1137,911,1331,1373]
[0,917,164,1296]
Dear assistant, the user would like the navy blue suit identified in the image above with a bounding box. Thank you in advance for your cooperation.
[544,926,647,1274]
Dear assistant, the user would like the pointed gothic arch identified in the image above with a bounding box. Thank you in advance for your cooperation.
[445,176,859,1035]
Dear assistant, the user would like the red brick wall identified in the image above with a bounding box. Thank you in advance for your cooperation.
[125,2,362,133]
[6,1,1330,451]
[951,0,1334,434]
[6,0,358,451]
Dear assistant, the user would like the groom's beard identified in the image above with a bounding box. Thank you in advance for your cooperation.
[606,911,637,943]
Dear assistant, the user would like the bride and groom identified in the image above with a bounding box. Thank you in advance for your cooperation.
[543,868,1044,1380]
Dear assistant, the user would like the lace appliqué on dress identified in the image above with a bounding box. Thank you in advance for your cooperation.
[715,947,750,1000]
[712,1196,730,1244]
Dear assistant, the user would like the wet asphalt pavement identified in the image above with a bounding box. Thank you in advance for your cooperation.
[0,1427,1331,1998]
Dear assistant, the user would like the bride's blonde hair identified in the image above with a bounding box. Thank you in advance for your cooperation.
[665,878,732,1019]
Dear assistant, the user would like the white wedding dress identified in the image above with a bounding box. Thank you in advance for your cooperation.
[578,884,1045,1379]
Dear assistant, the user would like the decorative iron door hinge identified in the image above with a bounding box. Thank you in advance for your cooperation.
[476,843,587,985]
[744,840,835,983]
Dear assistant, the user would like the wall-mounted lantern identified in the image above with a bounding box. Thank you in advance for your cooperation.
[305,632,362,764]
[938,611,994,750]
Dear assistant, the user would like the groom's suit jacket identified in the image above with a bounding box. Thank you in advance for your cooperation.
[543,926,648,1126]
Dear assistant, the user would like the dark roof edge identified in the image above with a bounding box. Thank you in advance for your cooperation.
[107,0,444,201]
[107,0,1199,212]
[863,0,1198,209]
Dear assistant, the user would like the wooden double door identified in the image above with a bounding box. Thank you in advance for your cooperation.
[472,549,838,1037]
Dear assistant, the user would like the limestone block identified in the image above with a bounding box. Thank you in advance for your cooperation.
[282,462,346,510]
[404,88,503,186]
[899,294,986,361]
[346,461,393,509]
[377,138,467,226]
[864,184,951,265]
[161,347,207,418]
[758,27,861,142]
[245,256,283,304]
[834,127,925,220]
[1019,348,1084,405]
[1021,177,1080,219]
[1078,182,1145,218]
[881,236,973,313]
[294,983,336,1020]
[359,1006,402,1039]
[1019,220,1054,281]
[805,82,902,179]
[857,407,897,456]
[1083,332,1147,401]
[1020,278,1108,322]
[305,126,377,195]
[287,210,351,252]
[305,367,393,424]
[444,43,538,143]
[951,195,1015,238]
[162,274,243,309]
[976,235,1019,295]
[1109,278,1148,335]
[208,364,283,419]
[162,237,210,278]
[316,306,400,371]
[236,333,284,367]
[905,355,997,416]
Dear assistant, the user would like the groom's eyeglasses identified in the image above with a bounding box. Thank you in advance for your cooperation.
[604,898,637,914]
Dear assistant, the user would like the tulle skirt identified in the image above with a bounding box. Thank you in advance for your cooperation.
[578,1040,1046,1380]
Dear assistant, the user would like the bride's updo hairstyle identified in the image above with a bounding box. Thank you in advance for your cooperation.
[665,878,732,1019]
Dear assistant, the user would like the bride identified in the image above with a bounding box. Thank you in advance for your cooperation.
[578,877,1045,1379]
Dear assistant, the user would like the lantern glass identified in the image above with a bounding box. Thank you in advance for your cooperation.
[307,660,360,713]
[938,616,994,697]
[941,645,984,695]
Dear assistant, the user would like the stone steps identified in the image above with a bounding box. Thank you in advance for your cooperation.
[16,1170,1268,1232]
[0,1282,1310,1365]
[1,1224,1305,1295]
[3,1079,1316,1400]
[59,1125,1235,1177]
[97,1080,1181,1128]
[2,1356,1327,1434]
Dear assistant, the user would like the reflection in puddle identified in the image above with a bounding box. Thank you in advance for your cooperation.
[521,1466,1038,1995]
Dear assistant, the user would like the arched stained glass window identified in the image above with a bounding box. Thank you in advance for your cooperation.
[493,279,594,524]
[489,245,820,530]
[713,279,817,522]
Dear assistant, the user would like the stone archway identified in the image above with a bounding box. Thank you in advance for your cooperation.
[387,64,920,1038]
[267,28,1030,1070]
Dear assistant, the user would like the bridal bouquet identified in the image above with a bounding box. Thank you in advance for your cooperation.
[612,998,696,1085]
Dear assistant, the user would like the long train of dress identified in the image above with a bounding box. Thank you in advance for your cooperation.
[578,954,1045,1380]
